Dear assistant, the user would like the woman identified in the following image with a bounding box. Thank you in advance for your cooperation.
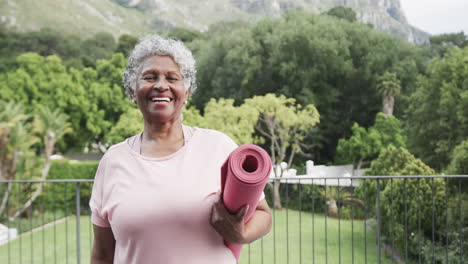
[90,35,272,264]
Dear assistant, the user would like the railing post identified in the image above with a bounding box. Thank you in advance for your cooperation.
[76,182,81,264]
[376,178,381,264]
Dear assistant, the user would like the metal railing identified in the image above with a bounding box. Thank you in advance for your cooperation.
[0,175,466,264]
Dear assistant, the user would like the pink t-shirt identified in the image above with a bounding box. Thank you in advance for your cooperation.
[90,127,240,264]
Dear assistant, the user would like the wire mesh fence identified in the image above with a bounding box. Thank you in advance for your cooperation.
[0,175,466,264]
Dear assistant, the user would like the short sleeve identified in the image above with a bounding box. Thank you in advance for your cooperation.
[89,156,111,227]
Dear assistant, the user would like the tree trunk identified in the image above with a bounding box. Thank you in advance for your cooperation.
[0,182,12,216]
[327,199,338,217]
[10,136,55,220]
[273,179,282,210]
[382,95,394,115]
[10,161,51,220]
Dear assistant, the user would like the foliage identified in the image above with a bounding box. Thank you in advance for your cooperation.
[39,159,98,211]
[325,6,357,22]
[429,31,468,57]
[335,113,405,169]
[193,11,424,163]
[106,107,143,145]
[0,28,124,71]
[200,98,259,145]
[446,140,468,175]
[115,34,139,57]
[0,52,130,151]
[405,47,468,170]
[356,146,447,261]
[244,93,320,209]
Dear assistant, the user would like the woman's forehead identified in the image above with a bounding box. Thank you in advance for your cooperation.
[139,55,181,74]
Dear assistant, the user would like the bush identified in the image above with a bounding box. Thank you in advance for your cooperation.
[35,159,98,215]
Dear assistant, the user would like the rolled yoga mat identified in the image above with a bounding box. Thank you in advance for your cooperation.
[221,144,272,261]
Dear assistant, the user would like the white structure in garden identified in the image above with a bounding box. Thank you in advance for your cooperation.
[271,160,366,187]
[0,223,17,246]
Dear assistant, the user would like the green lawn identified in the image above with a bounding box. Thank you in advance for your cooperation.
[0,210,393,263]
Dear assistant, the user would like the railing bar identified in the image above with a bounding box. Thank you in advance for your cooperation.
[445,178,448,264]
[325,178,328,264]
[264,175,468,180]
[338,178,341,264]
[248,243,251,264]
[42,183,46,264]
[312,183,315,264]
[261,236,264,264]
[7,183,11,264]
[273,181,276,264]
[351,183,354,264]
[459,179,462,264]
[88,192,92,260]
[377,178,381,264]
[418,178,421,264]
[65,182,69,263]
[52,182,57,264]
[364,179,367,264]
[286,178,289,264]
[432,178,435,264]
[299,178,302,264]
[4,175,468,184]
[76,182,81,264]
[30,190,34,264]
[404,178,408,262]
[391,178,394,264]
[18,182,22,264]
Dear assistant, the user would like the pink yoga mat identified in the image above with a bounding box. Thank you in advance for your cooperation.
[221,144,272,261]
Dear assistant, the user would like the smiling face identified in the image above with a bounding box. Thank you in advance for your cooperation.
[134,55,189,123]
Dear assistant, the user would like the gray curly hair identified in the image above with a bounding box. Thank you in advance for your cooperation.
[123,35,197,101]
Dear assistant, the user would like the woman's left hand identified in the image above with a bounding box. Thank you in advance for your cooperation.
[210,193,249,244]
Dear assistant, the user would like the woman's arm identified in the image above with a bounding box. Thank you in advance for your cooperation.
[91,225,116,264]
[211,198,272,244]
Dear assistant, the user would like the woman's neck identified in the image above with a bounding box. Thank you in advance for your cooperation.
[143,119,184,142]
[140,120,185,157]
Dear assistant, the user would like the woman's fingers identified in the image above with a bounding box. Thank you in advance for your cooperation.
[210,198,248,244]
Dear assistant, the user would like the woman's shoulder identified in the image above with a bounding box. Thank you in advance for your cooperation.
[101,134,139,160]
[192,127,235,144]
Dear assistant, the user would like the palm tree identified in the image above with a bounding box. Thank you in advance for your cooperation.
[11,106,71,220]
[376,72,401,116]
[0,101,39,217]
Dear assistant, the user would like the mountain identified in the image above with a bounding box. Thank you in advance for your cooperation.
[0,0,430,44]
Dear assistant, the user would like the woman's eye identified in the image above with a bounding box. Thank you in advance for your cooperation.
[143,76,156,81]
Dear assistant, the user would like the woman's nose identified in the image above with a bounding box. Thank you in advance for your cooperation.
[153,78,169,90]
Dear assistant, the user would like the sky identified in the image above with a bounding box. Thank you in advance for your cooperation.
[400,0,468,35]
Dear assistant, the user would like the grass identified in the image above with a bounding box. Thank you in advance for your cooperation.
[0,210,393,264]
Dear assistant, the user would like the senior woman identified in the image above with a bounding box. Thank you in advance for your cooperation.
[90,35,272,264]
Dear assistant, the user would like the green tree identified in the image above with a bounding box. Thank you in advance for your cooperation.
[325,6,357,22]
[11,106,72,220]
[336,113,405,170]
[193,11,424,164]
[0,52,130,151]
[446,140,468,175]
[81,32,116,67]
[358,146,444,260]
[200,98,259,145]
[405,47,468,170]
[0,101,38,216]
[376,72,401,115]
[245,94,320,209]
[115,34,138,57]
[106,107,143,145]
[430,31,468,57]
